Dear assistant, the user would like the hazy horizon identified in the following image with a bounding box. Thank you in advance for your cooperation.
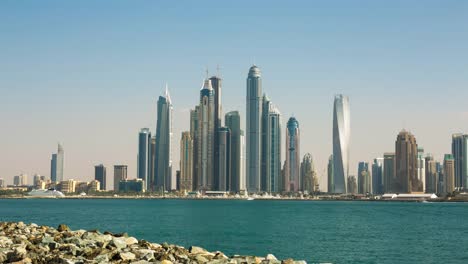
[1,0,468,189]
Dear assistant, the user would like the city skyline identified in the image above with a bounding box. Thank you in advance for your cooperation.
[2,1,468,189]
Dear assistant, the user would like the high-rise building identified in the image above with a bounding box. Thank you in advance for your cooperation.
[218,127,231,191]
[372,158,384,194]
[197,79,215,191]
[225,111,242,193]
[417,147,426,192]
[138,128,151,190]
[327,155,334,193]
[50,143,64,182]
[452,134,468,190]
[358,162,371,194]
[444,154,455,194]
[384,153,396,193]
[246,65,263,193]
[149,136,156,191]
[33,174,41,187]
[210,75,222,191]
[13,174,27,186]
[301,153,317,193]
[94,164,107,190]
[190,106,200,191]
[180,132,193,192]
[425,155,438,193]
[114,165,128,191]
[285,117,301,192]
[395,130,421,193]
[240,131,246,192]
[260,94,271,192]
[155,87,173,192]
[263,103,281,193]
[347,175,357,194]
[333,95,350,193]
[119,179,144,193]
[0,178,5,188]
[437,161,444,194]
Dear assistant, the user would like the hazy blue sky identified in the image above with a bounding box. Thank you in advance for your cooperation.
[1,0,468,189]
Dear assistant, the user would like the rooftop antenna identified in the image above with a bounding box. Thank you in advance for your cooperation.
[205,67,209,79]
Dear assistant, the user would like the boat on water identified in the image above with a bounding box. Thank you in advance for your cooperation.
[247,197,255,201]
[27,188,65,198]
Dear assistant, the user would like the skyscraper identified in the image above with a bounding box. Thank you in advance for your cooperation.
[246,65,262,193]
[180,131,193,192]
[263,104,281,193]
[149,136,156,191]
[425,155,438,193]
[137,128,151,190]
[301,153,317,193]
[155,87,173,192]
[190,106,200,191]
[347,175,357,194]
[197,79,215,191]
[285,117,301,192]
[114,165,127,191]
[395,130,421,193]
[333,95,350,194]
[94,164,107,190]
[384,152,396,193]
[13,174,27,186]
[444,154,455,194]
[372,158,384,194]
[50,143,64,182]
[260,94,271,191]
[452,134,468,190]
[417,147,426,192]
[327,155,334,193]
[218,127,231,191]
[240,131,246,192]
[225,111,242,192]
[358,162,371,194]
[210,75,222,191]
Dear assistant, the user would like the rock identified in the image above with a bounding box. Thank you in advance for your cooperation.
[293,261,307,264]
[266,254,277,260]
[161,260,173,264]
[57,224,70,232]
[125,236,139,245]
[190,246,208,254]
[111,237,127,249]
[120,252,136,261]
[94,254,109,263]
[195,255,209,263]
[136,249,155,261]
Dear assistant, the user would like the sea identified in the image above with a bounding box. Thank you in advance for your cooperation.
[1,199,467,263]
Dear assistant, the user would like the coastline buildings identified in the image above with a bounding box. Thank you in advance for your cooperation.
[137,128,151,190]
[197,79,215,191]
[285,117,301,192]
[347,175,357,194]
[13,174,27,186]
[94,164,107,191]
[301,153,317,193]
[417,147,426,192]
[225,111,243,193]
[444,154,455,194]
[425,155,438,193]
[119,179,145,193]
[327,155,334,193]
[190,106,200,190]
[0,178,4,188]
[452,134,468,190]
[262,103,281,193]
[384,153,396,193]
[372,158,384,194]
[50,143,64,182]
[210,75,223,191]
[180,132,193,192]
[395,130,422,193]
[332,95,350,194]
[154,87,173,192]
[246,65,262,193]
[113,165,128,191]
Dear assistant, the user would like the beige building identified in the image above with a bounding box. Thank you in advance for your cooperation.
[444,154,455,194]
[180,132,193,192]
[395,130,422,193]
[114,165,128,191]
[60,179,76,193]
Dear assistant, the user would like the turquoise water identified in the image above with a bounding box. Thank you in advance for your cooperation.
[1,199,467,263]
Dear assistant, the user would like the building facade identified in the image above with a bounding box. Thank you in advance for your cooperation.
[452,134,468,190]
[154,87,173,192]
[246,65,263,193]
[301,153,317,193]
[285,117,301,192]
[138,128,151,190]
[210,75,222,191]
[425,155,438,193]
[218,127,231,191]
[372,158,384,194]
[333,95,350,193]
[114,165,128,191]
[95,164,107,190]
[358,162,371,194]
[444,154,455,194]
[327,155,334,193]
[180,132,193,192]
[263,104,281,193]
[50,143,64,182]
[225,111,242,193]
[384,153,396,193]
[190,106,200,191]
[197,79,215,191]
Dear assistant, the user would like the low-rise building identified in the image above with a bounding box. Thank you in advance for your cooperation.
[59,180,76,193]
[119,179,145,193]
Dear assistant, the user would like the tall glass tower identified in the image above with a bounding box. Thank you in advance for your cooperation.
[197,79,215,191]
[155,87,173,192]
[332,95,350,193]
[137,128,151,190]
[264,104,281,193]
[327,155,334,193]
[50,143,64,183]
[246,65,262,193]
[452,134,468,190]
[372,158,384,194]
[285,117,300,192]
[180,131,193,192]
[225,111,242,192]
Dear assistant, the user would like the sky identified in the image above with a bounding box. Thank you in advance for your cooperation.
[1,0,468,189]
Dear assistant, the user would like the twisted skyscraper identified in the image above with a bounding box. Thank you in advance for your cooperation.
[154,87,173,192]
[332,95,350,193]
[246,65,262,193]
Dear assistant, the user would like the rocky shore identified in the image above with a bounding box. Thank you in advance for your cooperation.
[0,222,306,264]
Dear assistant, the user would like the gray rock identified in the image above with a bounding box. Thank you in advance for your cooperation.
[125,236,139,246]
[57,224,70,232]
[94,254,109,263]
[120,252,136,261]
[266,254,277,260]
[111,237,127,249]
[190,246,208,254]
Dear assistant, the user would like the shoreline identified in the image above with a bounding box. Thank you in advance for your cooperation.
[0,222,306,264]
